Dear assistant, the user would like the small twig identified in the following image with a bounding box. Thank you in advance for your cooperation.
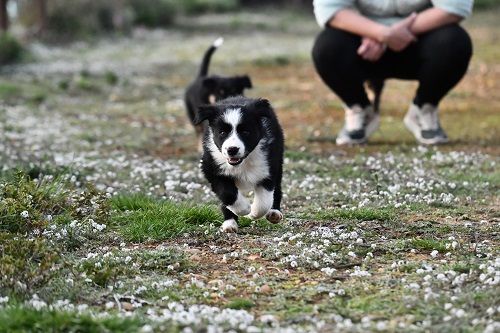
[113,294,122,312]
[333,262,363,269]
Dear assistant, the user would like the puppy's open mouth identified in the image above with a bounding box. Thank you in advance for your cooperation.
[227,157,243,166]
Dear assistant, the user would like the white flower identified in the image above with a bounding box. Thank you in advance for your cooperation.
[260,314,277,324]
[77,304,88,312]
[376,321,387,331]
[430,250,439,257]
[20,210,29,218]
[140,325,154,333]
[455,309,465,317]
[350,266,371,277]
[321,267,336,276]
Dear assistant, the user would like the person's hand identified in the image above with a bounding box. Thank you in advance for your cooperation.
[382,13,418,52]
[357,37,386,62]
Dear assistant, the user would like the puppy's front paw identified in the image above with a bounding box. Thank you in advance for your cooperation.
[227,195,251,216]
[265,209,283,224]
[221,219,238,233]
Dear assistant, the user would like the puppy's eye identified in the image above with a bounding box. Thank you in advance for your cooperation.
[241,130,250,136]
[219,130,227,136]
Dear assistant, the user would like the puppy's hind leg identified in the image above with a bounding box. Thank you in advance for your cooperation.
[266,183,283,224]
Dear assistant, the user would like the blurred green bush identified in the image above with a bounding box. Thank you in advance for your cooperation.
[128,0,176,28]
[15,0,244,40]
[18,0,134,39]
[0,33,23,65]
[474,0,500,9]
[176,0,240,14]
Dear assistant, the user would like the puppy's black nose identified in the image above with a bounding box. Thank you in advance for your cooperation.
[227,147,239,156]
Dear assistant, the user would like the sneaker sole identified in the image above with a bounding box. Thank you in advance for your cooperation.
[336,136,367,145]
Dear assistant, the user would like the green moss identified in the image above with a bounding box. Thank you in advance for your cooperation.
[0,234,60,296]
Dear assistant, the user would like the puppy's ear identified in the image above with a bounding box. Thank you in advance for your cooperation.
[253,98,272,118]
[202,78,217,91]
[195,105,217,125]
[239,75,252,89]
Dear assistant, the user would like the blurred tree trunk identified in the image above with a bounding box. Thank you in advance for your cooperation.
[37,0,47,34]
[0,0,8,32]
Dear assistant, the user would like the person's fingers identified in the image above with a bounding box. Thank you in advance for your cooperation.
[405,28,417,42]
[361,48,373,60]
[389,42,404,52]
[399,12,417,28]
[363,43,383,61]
[357,42,368,55]
[366,45,378,58]
[371,45,385,61]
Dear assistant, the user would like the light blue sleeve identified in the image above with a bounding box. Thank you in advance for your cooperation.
[313,0,356,27]
[431,0,474,18]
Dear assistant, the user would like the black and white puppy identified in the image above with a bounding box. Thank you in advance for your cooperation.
[195,96,284,233]
[185,37,253,148]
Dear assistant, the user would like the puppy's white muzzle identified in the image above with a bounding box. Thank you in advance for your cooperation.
[222,133,245,166]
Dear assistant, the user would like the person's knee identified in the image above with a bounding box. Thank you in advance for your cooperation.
[312,28,359,71]
[428,24,473,63]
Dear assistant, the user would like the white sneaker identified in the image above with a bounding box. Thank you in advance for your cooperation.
[336,105,380,145]
[404,103,448,145]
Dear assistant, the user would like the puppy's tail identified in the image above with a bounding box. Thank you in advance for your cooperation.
[198,37,224,77]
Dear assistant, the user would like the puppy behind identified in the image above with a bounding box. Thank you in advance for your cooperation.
[195,96,284,233]
[184,37,253,149]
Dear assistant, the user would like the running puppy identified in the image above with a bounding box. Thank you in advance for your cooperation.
[196,96,284,233]
[185,37,252,149]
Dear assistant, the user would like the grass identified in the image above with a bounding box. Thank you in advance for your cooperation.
[226,298,255,310]
[0,81,47,105]
[408,238,449,253]
[0,306,147,333]
[111,194,221,241]
[0,83,20,99]
[314,207,396,221]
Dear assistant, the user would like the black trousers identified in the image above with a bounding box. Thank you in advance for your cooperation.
[312,24,473,108]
